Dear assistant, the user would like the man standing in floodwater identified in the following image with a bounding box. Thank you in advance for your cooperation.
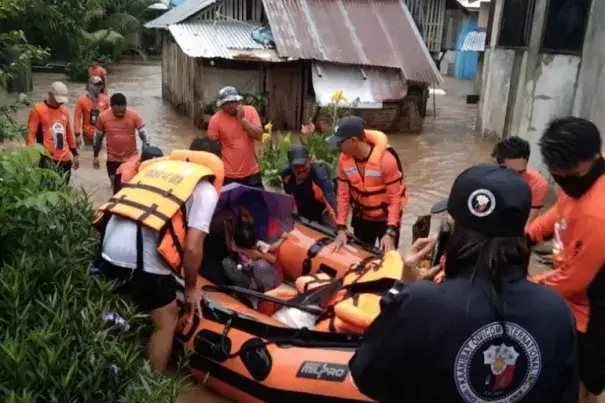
[75,76,109,146]
[207,86,264,188]
[328,115,408,252]
[527,117,605,403]
[88,58,108,94]
[26,81,80,184]
[492,136,549,224]
[93,93,150,192]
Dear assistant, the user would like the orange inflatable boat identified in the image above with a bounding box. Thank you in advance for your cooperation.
[174,216,391,402]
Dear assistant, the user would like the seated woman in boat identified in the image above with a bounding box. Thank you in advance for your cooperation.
[222,220,287,292]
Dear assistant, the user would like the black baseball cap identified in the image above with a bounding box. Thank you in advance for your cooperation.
[431,164,531,237]
[326,115,365,145]
[288,144,310,166]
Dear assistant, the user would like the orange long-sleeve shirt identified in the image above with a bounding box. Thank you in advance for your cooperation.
[527,175,605,332]
[26,102,76,162]
[336,149,405,227]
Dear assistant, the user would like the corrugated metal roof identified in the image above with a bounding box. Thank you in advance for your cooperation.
[460,30,486,51]
[262,0,443,85]
[312,62,407,108]
[145,0,216,28]
[168,21,283,61]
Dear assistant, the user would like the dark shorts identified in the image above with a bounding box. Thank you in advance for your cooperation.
[99,260,178,312]
[352,217,401,248]
[106,160,123,178]
[577,330,605,395]
[224,171,264,189]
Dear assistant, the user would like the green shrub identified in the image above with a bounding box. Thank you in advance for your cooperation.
[0,146,187,402]
[65,45,113,83]
[258,90,359,187]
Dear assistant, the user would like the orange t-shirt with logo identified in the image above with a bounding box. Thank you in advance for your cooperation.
[96,108,145,162]
[75,94,109,141]
[207,105,261,178]
[88,66,107,79]
[26,102,76,162]
[521,169,548,209]
[527,175,605,333]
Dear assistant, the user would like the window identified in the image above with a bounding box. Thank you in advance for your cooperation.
[542,0,591,54]
[497,0,537,48]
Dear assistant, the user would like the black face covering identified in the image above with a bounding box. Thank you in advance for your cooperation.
[552,157,605,199]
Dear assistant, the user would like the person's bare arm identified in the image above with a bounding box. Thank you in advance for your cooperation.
[239,105,263,140]
[184,228,206,291]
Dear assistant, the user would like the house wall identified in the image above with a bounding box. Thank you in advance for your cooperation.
[302,98,423,133]
[478,0,583,174]
[573,0,605,136]
[161,32,203,124]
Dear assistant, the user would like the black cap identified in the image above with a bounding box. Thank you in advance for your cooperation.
[432,164,531,237]
[141,145,164,161]
[288,144,310,165]
[326,115,365,145]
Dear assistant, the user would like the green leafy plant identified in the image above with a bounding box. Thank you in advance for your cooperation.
[259,89,357,186]
[258,123,291,188]
[0,146,189,401]
[0,28,48,143]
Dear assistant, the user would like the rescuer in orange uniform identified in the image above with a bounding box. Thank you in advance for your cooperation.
[327,116,408,252]
[74,75,109,145]
[26,81,80,184]
[527,117,605,403]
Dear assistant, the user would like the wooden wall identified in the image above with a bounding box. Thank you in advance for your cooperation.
[161,32,203,125]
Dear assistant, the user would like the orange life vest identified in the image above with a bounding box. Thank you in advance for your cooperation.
[339,130,408,221]
[116,155,141,184]
[264,252,404,333]
[93,150,224,275]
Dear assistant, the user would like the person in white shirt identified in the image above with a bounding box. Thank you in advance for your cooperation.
[99,137,222,372]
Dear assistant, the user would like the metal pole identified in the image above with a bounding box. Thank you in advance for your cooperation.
[433,82,437,118]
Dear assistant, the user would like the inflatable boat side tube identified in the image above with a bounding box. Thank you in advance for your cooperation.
[189,354,371,403]
[293,214,383,256]
[195,299,361,349]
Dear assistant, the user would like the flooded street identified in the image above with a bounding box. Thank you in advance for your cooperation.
[15,63,496,402]
[18,62,494,248]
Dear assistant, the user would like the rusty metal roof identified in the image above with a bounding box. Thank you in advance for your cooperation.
[261,0,443,84]
[145,0,217,28]
[460,30,486,51]
[168,21,284,61]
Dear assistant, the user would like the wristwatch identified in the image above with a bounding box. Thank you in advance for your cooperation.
[386,226,398,238]
[336,224,347,231]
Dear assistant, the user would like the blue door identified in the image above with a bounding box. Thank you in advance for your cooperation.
[454,16,479,80]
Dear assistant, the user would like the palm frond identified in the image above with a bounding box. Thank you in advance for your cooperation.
[103,12,140,35]
[86,29,125,45]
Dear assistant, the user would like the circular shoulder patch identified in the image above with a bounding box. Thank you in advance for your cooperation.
[454,322,542,403]
[467,189,496,217]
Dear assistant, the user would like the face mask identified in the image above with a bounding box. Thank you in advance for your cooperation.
[552,158,605,199]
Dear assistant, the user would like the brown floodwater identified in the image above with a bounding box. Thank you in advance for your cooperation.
[18,62,494,248]
[16,62,498,402]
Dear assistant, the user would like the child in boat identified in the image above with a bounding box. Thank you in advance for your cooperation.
[222,220,286,292]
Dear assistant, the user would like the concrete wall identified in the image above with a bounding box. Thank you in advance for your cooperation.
[478,0,583,174]
[478,2,490,29]
[573,0,605,136]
